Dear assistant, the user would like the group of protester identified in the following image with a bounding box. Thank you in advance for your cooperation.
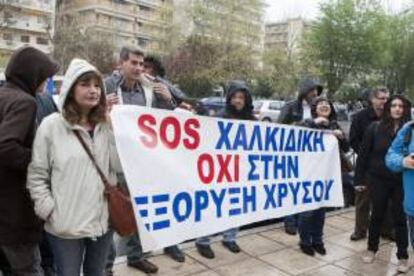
[0,44,414,276]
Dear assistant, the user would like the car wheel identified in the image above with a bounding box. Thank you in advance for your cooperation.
[262,117,272,122]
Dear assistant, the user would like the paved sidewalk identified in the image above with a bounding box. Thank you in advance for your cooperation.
[113,208,413,276]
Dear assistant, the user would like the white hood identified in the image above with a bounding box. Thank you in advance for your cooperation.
[58,58,105,111]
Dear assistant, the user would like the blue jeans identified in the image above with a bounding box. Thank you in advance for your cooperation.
[47,231,113,276]
[284,215,298,231]
[406,216,414,251]
[196,228,238,245]
[298,208,325,247]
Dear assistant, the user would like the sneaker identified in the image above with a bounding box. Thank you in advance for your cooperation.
[397,259,409,273]
[164,245,185,263]
[127,259,158,274]
[362,251,376,263]
[196,243,215,259]
[312,244,327,255]
[222,241,241,253]
[299,244,315,256]
[350,232,366,241]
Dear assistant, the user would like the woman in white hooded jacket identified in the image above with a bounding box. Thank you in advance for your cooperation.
[27,59,121,276]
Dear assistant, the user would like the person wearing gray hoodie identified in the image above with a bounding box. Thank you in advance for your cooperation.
[27,59,121,276]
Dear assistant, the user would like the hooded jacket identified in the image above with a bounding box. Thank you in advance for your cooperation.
[27,59,121,239]
[218,80,256,121]
[278,78,323,124]
[301,97,349,153]
[386,122,414,216]
[0,46,58,244]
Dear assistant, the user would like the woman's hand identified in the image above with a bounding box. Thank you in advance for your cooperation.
[403,154,414,169]
[314,117,329,125]
[332,129,345,139]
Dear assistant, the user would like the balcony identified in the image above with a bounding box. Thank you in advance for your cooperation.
[0,39,51,53]
[9,1,53,15]
[62,2,137,19]
[5,21,50,34]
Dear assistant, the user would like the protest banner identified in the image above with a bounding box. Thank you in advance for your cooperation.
[111,105,343,251]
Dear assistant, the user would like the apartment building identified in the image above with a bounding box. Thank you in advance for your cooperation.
[0,0,54,69]
[174,0,266,59]
[265,17,312,58]
[56,0,173,54]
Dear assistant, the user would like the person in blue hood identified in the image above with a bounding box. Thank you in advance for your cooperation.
[386,110,414,272]
[195,80,256,260]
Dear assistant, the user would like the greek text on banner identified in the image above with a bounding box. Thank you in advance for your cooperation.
[110,105,344,252]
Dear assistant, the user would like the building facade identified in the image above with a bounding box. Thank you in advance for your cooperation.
[56,0,173,54]
[265,18,312,58]
[173,0,266,61]
[0,0,55,69]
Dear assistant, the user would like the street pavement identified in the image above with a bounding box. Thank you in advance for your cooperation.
[113,207,412,276]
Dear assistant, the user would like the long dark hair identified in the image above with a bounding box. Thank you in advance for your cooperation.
[379,94,412,134]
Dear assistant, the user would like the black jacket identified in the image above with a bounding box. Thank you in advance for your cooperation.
[219,80,256,121]
[349,107,379,154]
[35,93,57,125]
[354,122,401,186]
[278,79,323,124]
[0,47,58,244]
[301,119,349,153]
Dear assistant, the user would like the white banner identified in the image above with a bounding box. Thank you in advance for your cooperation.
[111,105,343,252]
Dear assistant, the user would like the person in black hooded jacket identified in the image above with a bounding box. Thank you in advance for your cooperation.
[278,78,323,125]
[298,96,349,256]
[0,46,59,275]
[278,78,323,235]
[195,80,256,260]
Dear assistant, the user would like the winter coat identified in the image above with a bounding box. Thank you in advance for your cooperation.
[278,78,323,124]
[27,59,122,239]
[218,80,256,121]
[355,121,401,187]
[0,46,58,244]
[349,106,379,154]
[35,93,57,125]
[105,71,176,110]
[386,122,414,216]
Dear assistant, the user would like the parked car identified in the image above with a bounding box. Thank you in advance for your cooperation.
[197,97,226,116]
[253,100,285,122]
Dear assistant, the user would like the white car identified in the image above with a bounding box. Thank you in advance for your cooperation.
[253,100,285,122]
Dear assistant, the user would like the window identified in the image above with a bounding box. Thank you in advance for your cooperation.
[3,33,12,41]
[21,35,30,43]
[137,37,148,48]
[36,37,48,45]
[269,102,282,110]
